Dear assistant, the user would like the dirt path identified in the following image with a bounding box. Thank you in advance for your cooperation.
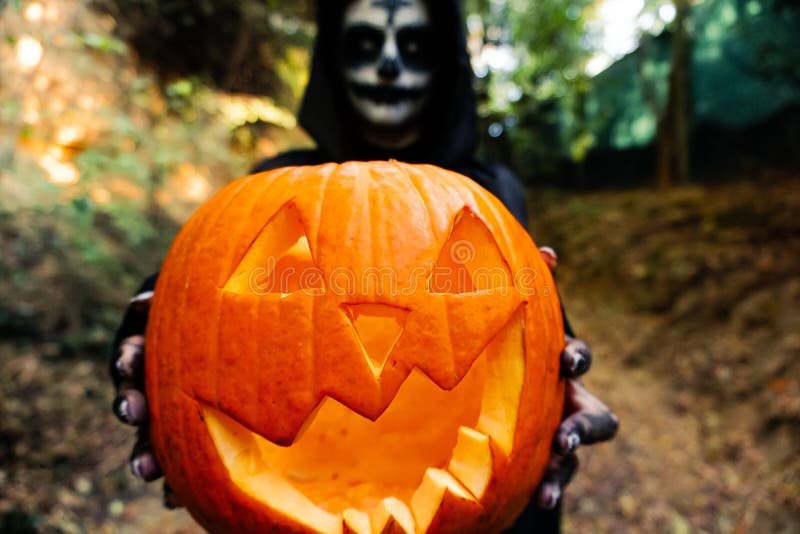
[562,302,756,533]
[564,298,798,533]
[545,179,800,533]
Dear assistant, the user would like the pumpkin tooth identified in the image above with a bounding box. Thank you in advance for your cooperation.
[447,426,492,500]
[342,508,372,534]
[410,468,481,532]
[371,497,416,534]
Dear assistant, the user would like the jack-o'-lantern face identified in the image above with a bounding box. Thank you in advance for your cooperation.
[146,162,565,533]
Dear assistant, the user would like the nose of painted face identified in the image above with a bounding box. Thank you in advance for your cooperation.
[341,0,434,128]
[377,56,401,81]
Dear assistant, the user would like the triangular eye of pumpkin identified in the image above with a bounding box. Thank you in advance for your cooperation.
[223,202,324,295]
[428,209,512,294]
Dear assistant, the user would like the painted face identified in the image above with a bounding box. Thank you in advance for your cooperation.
[341,0,434,127]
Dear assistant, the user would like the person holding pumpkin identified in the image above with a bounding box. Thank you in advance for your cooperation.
[111,0,618,531]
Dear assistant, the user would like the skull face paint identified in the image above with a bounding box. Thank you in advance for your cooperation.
[342,0,434,127]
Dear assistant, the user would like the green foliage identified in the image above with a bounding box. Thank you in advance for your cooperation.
[92,0,315,100]
[584,0,800,154]
[469,0,800,186]
[693,0,800,125]
[0,0,23,13]
[584,34,671,151]
[0,0,307,351]
[74,32,127,54]
[507,0,593,95]
[467,0,595,183]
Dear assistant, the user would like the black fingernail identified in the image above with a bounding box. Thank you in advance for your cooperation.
[567,432,580,452]
[115,357,129,377]
[131,457,143,479]
[572,356,588,375]
[131,454,162,481]
[539,485,561,510]
[119,399,130,421]
[114,397,131,423]
[547,488,560,509]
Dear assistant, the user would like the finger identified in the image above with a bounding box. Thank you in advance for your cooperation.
[538,246,558,272]
[131,427,162,482]
[113,388,148,426]
[111,288,153,388]
[555,412,617,453]
[554,381,619,454]
[535,452,578,510]
[560,336,592,378]
[131,450,162,482]
[114,335,145,385]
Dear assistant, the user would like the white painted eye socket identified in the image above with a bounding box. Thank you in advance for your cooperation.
[341,0,433,127]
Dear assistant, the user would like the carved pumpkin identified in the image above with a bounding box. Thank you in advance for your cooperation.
[146,161,565,533]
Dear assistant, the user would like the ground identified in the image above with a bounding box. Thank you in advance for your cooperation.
[1,176,798,533]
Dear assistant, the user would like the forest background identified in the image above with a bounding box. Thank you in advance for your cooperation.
[0,0,798,532]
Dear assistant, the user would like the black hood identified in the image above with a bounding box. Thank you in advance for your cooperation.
[298,0,479,167]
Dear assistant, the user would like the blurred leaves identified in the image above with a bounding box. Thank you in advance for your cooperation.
[467,0,598,181]
[0,0,308,351]
[74,32,127,54]
[90,0,315,100]
[469,0,800,186]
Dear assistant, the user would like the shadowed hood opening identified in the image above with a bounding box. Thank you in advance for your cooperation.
[298,0,478,168]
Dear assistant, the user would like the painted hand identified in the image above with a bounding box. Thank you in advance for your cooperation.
[111,291,181,508]
[534,247,619,510]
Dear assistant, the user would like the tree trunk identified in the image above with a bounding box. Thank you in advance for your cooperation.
[657,0,692,188]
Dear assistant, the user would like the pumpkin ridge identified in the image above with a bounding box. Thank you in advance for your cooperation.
[395,161,438,247]
[154,174,261,526]
[305,163,337,264]
[403,163,449,245]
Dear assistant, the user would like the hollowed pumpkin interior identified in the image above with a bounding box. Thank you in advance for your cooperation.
[203,308,526,533]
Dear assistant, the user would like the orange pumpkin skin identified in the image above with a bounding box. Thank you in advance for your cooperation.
[146,161,565,533]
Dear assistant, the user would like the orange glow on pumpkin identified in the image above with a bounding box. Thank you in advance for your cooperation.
[146,161,565,533]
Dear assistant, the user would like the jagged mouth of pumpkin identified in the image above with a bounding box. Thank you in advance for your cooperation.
[201,310,526,534]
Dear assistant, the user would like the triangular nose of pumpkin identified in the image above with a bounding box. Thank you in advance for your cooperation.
[343,303,408,378]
